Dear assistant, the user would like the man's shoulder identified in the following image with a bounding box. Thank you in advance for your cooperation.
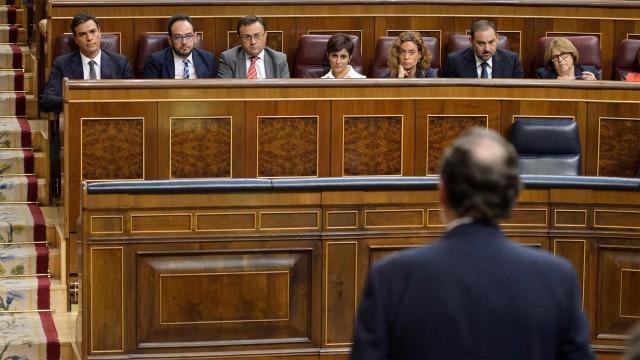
[147,47,171,61]
[102,49,129,62]
[220,46,242,58]
[264,47,287,59]
[193,48,214,57]
[53,51,80,65]
[496,48,519,60]
[447,47,472,60]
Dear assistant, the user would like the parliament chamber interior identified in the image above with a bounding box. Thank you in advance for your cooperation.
[1,0,640,358]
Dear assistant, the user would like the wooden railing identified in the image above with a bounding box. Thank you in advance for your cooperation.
[80,176,640,359]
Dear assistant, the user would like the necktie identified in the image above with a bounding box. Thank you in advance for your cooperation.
[248,56,258,79]
[480,62,489,79]
[89,60,97,80]
[183,59,190,79]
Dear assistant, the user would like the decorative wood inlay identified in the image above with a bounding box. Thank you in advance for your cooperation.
[227,31,283,52]
[130,213,192,233]
[325,242,357,345]
[170,117,231,178]
[343,116,403,176]
[160,271,290,324]
[597,117,640,177]
[545,32,601,43]
[620,269,640,318]
[369,245,422,264]
[426,115,487,175]
[326,211,358,230]
[196,212,256,232]
[426,208,445,227]
[90,216,123,234]
[364,209,424,228]
[554,210,587,227]
[257,116,318,178]
[90,247,124,352]
[260,211,319,230]
[553,239,586,306]
[597,247,640,338]
[501,208,548,227]
[81,118,144,180]
[594,210,640,229]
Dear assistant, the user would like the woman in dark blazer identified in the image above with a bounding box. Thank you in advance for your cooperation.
[384,31,437,78]
[536,37,599,80]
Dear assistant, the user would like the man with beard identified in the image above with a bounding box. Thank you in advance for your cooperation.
[142,14,216,79]
[217,15,289,78]
[443,20,524,78]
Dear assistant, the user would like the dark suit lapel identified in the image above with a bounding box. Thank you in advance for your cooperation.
[164,49,176,79]
[263,50,274,78]
[100,51,114,79]
[463,49,478,78]
[492,50,504,78]
[69,53,84,79]
[237,50,247,79]
[192,49,206,78]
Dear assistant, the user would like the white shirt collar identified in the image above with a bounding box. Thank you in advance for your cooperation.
[80,50,101,67]
[446,216,474,231]
[245,49,265,61]
[475,54,492,68]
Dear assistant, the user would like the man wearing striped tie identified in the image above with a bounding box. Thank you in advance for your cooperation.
[217,15,290,79]
[142,14,217,79]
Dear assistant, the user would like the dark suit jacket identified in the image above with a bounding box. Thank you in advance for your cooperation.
[142,47,217,79]
[536,64,601,80]
[217,46,289,78]
[40,49,133,113]
[443,47,524,78]
[351,221,594,360]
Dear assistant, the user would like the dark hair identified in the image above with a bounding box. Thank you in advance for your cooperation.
[439,127,521,224]
[71,13,100,35]
[470,20,497,39]
[236,15,266,34]
[326,33,355,55]
[168,14,194,36]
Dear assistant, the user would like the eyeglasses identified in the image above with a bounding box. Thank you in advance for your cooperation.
[399,50,418,57]
[172,33,195,42]
[550,52,571,63]
[240,33,264,42]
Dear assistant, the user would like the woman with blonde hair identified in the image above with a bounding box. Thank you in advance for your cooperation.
[385,31,437,78]
[537,37,599,80]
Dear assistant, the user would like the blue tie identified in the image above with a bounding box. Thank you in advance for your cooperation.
[183,59,190,79]
[480,62,489,79]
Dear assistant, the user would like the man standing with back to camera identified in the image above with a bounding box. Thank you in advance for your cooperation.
[443,20,524,78]
[351,128,594,359]
[217,15,289,79]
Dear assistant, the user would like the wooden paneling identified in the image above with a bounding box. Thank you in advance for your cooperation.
[82,184,640,358]
[137,249,312,346]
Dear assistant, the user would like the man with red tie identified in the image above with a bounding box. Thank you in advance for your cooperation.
[217,15,290,79]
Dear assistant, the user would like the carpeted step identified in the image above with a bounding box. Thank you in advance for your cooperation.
[0,69,23,91]
[0,204,45,244]
[0,116,46,150]
[0,6,23,25]
[0,24,25,44]
[0,175,46,203]
[0,92,25,116]
[0,149,45,176]
[0,243,50,276]
[0,312,60,359]
[0,44,31,71]
[0,275,51,311]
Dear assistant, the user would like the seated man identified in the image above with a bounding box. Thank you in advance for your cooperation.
[443,20,524,79]
[142,14,216,79]
[217,15,289,78]
[40,13,134,113]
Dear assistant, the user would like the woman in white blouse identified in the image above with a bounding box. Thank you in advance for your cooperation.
[321,34,366,79]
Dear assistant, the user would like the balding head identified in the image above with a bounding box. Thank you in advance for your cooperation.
[439,128,521,224]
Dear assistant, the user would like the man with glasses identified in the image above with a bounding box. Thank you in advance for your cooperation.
[41,13,134,112]
[443,20,524,79]
[142,14,216,79]
[217,15,289,78]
